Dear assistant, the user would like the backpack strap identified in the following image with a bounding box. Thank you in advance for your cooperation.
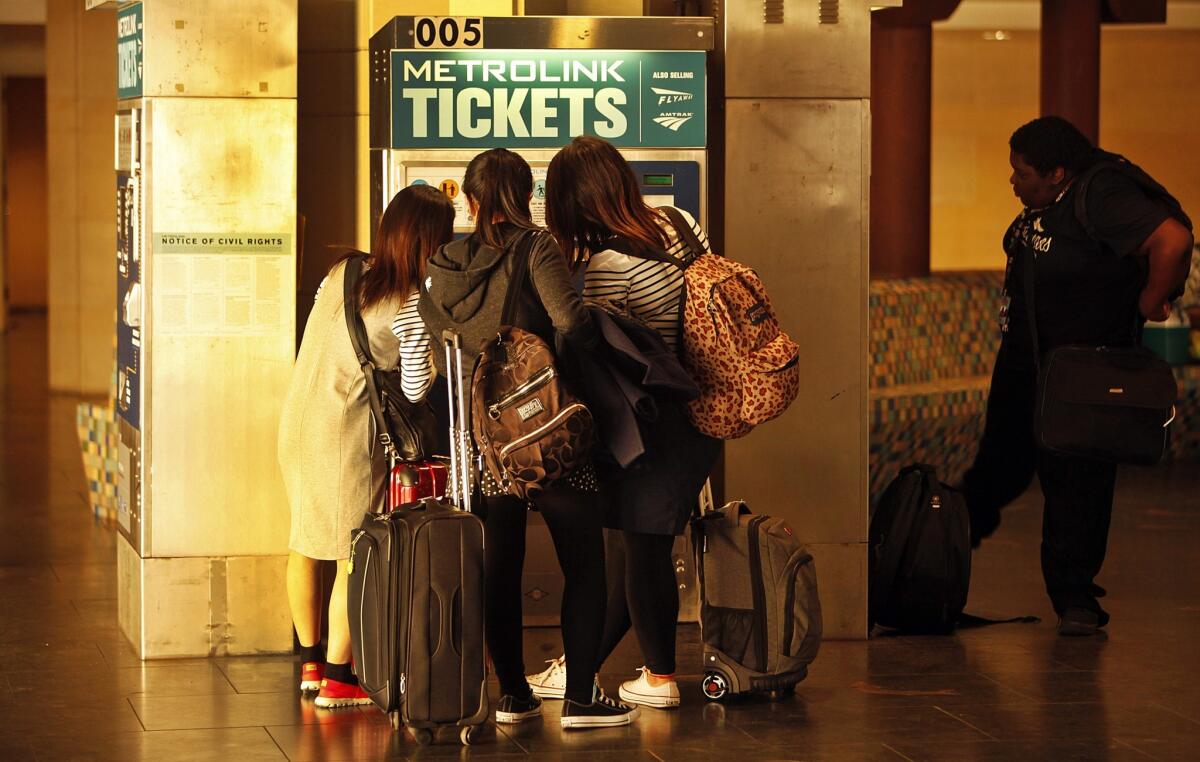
[500,229,539,327]
[343,255,397,460]
[1074,151,1193,240]
[659,206,705,267]
[1072,160,1109,243]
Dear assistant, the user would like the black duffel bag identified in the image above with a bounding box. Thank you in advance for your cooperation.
[1037,344,1177,464]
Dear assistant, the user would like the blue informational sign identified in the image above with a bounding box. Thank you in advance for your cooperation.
[117,3,143,99]
[390,49,706,149]
[116,175,141,430]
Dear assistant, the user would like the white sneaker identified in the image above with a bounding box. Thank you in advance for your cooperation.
[527,655,566,699]
[618,667,680,709]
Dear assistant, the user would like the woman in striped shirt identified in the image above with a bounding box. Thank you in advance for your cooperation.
[278,185,452,708]
[531,136,722,710]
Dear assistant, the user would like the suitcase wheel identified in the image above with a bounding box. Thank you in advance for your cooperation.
[411,727,434,746]
[766,683,796,701]
[460,726,476,746]
[701,672,729,702]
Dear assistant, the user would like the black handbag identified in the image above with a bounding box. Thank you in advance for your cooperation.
[1020,250,1177,464]
[1037,345,1177,464]
[343,255,439,462]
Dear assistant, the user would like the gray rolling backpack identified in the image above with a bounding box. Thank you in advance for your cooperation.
[693,500,822,701]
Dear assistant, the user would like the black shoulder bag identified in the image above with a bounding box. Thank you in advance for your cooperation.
[1022,249,1177,464]
[343,256,439,462]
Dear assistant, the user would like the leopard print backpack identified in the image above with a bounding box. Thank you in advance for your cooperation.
[471,234,594,499]
[660,207,800,440]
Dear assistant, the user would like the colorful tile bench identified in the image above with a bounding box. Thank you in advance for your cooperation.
[869,272,1200,502]
[76,401,119,522]
[869,272,1004,500]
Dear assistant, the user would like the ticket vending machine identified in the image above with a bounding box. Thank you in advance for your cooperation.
[369,15,714,622]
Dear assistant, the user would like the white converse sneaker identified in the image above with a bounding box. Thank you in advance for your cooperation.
[618,667,680,709]
[527,655,566,699]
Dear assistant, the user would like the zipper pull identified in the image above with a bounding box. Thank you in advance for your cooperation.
[347,531,364,574]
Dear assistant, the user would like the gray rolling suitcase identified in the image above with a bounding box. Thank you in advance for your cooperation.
[347,332,488,746]
[692,499,822,701]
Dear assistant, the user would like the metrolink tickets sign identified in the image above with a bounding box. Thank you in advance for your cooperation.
[390,50,706,149]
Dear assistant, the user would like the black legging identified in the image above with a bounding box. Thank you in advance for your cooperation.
[597,530,679,676]
[962,333,1118,617]
[484,487,606,704]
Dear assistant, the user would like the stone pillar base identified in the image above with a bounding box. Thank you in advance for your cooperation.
[806,542,868,640]
[118,534,292,659]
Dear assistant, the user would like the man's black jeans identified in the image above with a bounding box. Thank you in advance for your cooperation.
[962,335,1116,617]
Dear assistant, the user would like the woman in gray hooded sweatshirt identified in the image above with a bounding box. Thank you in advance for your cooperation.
[418,148,639,730]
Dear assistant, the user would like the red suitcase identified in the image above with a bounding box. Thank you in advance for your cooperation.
[388,459,449,510]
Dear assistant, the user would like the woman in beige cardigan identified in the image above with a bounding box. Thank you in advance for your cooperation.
[278,185,454,708]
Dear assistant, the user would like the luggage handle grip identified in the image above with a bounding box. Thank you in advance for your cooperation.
[442,330,472,514]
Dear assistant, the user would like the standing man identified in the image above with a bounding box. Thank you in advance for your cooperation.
[963,116,1193,636]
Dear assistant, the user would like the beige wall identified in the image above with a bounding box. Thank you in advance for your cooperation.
[46,0,115,393]
[931,28,1200,271]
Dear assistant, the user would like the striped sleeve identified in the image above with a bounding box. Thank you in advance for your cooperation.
[582,207,711,353]
[391,290,434,403]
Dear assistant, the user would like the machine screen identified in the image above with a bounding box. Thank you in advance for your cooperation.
[399,159,699,235]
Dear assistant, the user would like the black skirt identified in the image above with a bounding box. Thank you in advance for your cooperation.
[597,403,721,536]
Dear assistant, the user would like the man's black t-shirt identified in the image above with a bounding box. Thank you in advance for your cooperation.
[1005,165,1170,352]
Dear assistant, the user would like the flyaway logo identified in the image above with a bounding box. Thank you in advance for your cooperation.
[652,87,694,106]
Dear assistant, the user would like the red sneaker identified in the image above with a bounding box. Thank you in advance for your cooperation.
[314,677,373,708]
[300,661,324,693]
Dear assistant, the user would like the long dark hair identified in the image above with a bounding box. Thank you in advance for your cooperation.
[545,135,669,270]
[338,185,454,309]
[463,148,538,248]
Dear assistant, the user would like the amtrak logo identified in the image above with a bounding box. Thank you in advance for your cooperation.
[653,114,694,131]
[650,87,696,132]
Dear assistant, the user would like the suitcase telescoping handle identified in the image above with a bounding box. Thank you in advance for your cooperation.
[442,331,472,514]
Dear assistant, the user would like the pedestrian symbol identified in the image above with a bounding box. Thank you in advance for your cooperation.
[533,180,546,200]
[439,179,460,199]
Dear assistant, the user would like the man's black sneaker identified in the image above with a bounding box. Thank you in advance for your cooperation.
[1058,607,1101,636]
[495,691,542,724]
[560,686,640,729]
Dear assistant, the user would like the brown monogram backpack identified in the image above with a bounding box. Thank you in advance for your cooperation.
[471,232,594,499]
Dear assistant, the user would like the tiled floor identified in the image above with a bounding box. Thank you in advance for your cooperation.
[1,313,1198,761]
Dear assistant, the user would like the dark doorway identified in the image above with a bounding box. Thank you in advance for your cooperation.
[3,76,48,313]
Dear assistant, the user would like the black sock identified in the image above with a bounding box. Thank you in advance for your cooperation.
[299,643,324,664]
[325,662,356,685]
